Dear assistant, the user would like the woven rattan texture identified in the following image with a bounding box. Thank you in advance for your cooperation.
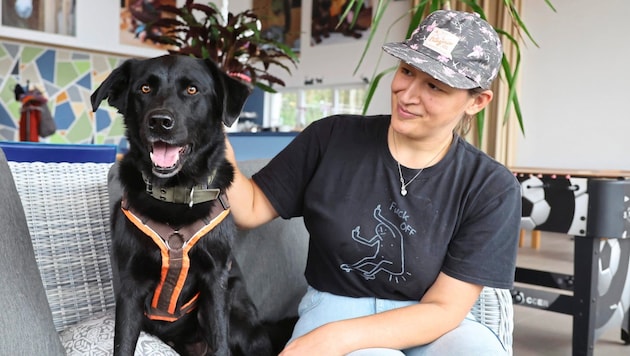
[8,161,116,332]
[473,287,514,354]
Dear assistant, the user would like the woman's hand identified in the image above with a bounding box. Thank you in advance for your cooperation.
[224,135,237,167]
[279,323,350,356]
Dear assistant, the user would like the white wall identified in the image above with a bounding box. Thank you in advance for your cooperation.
[517,0,630,170]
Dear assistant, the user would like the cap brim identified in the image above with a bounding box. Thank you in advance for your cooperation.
[382,42,479,90]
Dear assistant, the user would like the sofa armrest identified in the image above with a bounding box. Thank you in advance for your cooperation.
[0,149,65,355]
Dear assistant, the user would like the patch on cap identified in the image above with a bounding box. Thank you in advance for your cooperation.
[423,27,460,59]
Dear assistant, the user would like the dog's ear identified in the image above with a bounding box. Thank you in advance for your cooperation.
[205,59,253,127]
[91,59,137,113]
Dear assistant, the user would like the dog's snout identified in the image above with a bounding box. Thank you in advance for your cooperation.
[149,114,174,131]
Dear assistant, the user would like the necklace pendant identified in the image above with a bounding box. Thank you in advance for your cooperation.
[401,187,407,196]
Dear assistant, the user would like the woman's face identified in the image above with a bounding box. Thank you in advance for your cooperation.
[390,62,490,140]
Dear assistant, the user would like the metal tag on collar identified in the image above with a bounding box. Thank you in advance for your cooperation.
[189,186,195,208]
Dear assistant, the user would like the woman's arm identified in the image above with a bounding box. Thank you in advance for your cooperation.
[280,272,482,355]
[224,138,279,229]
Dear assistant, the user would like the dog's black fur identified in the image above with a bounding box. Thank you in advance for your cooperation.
[91,54,273,356]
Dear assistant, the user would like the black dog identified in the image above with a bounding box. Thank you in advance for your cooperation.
[91,54,272,356]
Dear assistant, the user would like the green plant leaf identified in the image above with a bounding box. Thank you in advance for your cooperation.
[502,0,539,47]
[476,111,485,144]
[337,0,366,29]
[458,0,486,18]
[255,82,276,93]
[494,28,523,134]
[362,66,397,115]
[144,2,297,92]
[407,0,429,38]
[543,0,557,11]
[352,0,391,75]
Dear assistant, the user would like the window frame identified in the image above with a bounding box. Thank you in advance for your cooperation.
[263,84,368,131]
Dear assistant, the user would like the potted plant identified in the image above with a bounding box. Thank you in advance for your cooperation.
[340,0,555,144]
[142,0,298,93]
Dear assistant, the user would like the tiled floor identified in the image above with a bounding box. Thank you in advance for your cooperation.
[513,232,629,355]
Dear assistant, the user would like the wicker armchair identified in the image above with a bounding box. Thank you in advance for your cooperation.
[9,161,116,332]
[472,287,514,354]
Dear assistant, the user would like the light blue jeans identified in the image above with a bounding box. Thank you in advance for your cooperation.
[288,286,509,356]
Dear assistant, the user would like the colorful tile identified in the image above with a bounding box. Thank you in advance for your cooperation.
[53,101,75,130]
[0,39,129,146]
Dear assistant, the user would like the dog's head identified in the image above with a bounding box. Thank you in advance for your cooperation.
[91,54,251,181]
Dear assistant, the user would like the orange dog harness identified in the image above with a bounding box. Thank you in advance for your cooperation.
[121,194,230,322]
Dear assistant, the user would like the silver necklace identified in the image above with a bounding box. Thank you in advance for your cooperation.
[393,132,449,196]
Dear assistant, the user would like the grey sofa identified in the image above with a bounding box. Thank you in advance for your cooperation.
[0,148,513,355]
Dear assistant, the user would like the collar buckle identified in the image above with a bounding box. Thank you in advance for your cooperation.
[142,171,221,206]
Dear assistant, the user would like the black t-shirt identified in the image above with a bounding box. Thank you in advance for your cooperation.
[253,115,521,301]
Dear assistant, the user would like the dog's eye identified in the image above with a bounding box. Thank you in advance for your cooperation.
[186,86,198,95]
[140,85,151,94]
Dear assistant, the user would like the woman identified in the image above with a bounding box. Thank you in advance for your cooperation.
[226,10,521,356]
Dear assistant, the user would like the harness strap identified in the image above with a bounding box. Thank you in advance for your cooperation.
[121,194,230,322]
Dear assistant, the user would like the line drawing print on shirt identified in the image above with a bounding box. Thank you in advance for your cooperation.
[340,204,410,283]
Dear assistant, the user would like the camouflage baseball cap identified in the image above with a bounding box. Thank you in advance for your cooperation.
[382,10,502,89]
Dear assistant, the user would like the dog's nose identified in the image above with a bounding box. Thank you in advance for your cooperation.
[148,114,174,131]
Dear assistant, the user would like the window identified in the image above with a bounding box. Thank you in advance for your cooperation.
[265,85,367,131]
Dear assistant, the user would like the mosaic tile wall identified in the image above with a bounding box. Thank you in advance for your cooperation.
[0,40,129,149]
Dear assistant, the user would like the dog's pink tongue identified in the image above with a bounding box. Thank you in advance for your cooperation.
[151,142,180,168]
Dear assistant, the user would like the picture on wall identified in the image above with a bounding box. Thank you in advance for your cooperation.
[254,0,302,54]
[119,0,176,49]
[311,0,373,46]
[2,0,76,36]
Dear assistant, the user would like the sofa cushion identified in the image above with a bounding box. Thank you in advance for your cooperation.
[0,150,65,355]
[59,311,178,355]
[232,159,309,322]
[234,215,308,322]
